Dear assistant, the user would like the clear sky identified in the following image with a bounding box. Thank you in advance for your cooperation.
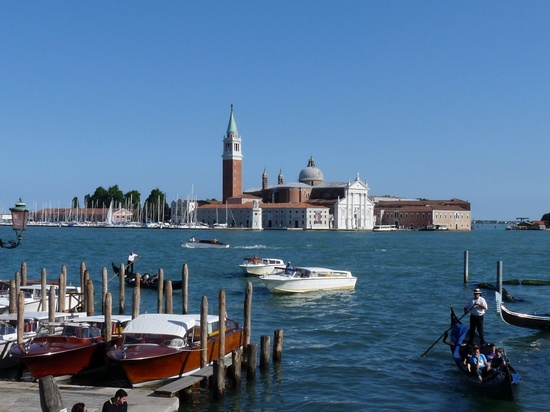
[2,1,549,221]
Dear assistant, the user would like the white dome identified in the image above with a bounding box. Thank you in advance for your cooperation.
[298,156,324,185]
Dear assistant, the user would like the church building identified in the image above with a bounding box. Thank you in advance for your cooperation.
[195,106,375,230]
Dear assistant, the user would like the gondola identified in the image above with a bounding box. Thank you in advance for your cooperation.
[111,262,182,290]
[445,306,521,401]
[496,291,550,330]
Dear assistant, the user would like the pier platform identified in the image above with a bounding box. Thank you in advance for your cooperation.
[0,381,179,412]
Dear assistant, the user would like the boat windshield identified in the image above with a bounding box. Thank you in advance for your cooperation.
[0,321,15,335]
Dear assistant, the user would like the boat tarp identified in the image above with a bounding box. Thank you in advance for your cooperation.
[450,323,470,361]
[122,313,199,337]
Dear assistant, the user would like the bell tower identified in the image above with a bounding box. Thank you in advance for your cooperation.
[222,104,243,202]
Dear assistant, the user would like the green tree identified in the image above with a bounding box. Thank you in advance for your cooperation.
[107,185,124,205]
[144,188,168,222]
[124,190,141,209]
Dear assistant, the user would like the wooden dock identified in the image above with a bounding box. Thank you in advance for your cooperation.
[154,356,233,397]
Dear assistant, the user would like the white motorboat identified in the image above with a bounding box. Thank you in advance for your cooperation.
[260,266,357,293]
[181,238,229,249]
[0,284,82,314]
[239,256,285,276]
[373,225,397,232]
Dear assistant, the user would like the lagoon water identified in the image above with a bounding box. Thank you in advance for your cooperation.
[0,224,549,411]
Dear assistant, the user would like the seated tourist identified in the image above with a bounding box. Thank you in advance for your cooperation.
[469,346,490,380]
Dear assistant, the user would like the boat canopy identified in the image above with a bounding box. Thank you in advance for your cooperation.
[122,313,202,337]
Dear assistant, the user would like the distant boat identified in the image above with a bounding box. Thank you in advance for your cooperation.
[239,256,285,276]
[419,224,448,231]
[373,225,397,232]
[181,238,229,249]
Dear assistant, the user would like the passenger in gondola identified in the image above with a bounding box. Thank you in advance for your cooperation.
[485,343,497,364]
[469,345,490,381]
[252,255,260,264]
[489,347,507,370]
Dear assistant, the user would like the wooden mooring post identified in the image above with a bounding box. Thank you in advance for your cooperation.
[463,250,469,284]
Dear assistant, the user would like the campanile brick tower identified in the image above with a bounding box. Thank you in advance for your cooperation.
[222,104,243,202]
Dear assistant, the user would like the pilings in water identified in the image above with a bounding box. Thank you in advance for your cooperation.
[8,261,283,403]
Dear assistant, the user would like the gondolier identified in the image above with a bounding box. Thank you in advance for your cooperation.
[465,288,488,346]
[127,251,139,274]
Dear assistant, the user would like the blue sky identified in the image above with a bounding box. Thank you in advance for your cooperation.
[2,1,549,221]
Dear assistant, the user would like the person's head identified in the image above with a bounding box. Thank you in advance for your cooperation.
[114,389,128,405]
[497,348,504,356]
[71,403,87,412]
[473,288,482,297]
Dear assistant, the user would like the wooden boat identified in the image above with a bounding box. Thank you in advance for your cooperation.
[238,256,285,276]
[106,313,244,386]
[111,262,182,290]
[10,315,131,379]
[260,266,357,293]
[445,306,521,401]
[496,291,550,330]
[181,238,230,249]
[0,311,85,369]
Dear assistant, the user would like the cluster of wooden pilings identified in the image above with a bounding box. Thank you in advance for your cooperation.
[7,261,284,400]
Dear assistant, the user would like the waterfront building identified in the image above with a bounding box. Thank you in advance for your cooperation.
[195,106,374,230]
[373,196,471,231]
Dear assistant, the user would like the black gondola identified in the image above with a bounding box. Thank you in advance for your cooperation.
[496,291,550,330]
[111,262,183,290]
[445,306,521,401]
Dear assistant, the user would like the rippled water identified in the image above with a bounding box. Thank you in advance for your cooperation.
[0,224,549,411]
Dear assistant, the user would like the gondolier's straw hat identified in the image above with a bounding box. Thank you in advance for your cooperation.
[473,288,482,294]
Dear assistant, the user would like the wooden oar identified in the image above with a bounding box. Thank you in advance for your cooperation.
[420,306,472,358]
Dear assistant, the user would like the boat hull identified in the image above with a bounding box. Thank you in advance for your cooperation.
[496,291,550,329]
[262,276,357,293]
[239,259,285,277]
[108,328,243,385]
[10,336,105,379]
[183,242,229,249]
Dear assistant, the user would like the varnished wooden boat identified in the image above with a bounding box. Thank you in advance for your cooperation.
[446,307,521,401]
[10,315,131,379]
[496,291,550,330]
[106,313,243,386]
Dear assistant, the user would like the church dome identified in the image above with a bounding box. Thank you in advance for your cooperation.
[298,156,324,186]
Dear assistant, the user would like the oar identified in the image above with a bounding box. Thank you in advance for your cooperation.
[108,257,141,283]
[420,306,473,358]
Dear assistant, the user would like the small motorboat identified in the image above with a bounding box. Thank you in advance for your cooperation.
[0,311,85,369]
[181,238,230,249]
[0,282,82,314]
[106,313,244,386]
[260,266,357,293]
[445,306,521,401]
[10,315,131,379]
[239,256,285,276]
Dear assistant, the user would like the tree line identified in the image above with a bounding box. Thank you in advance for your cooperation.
[70,185,170,222]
